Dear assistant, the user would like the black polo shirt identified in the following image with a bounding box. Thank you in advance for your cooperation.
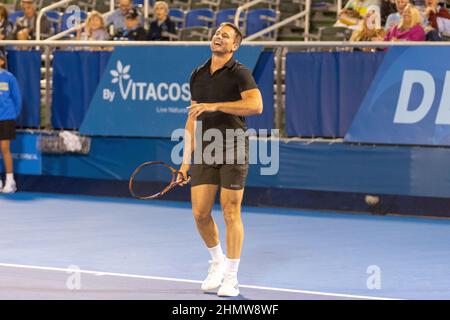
[189,57,258,138]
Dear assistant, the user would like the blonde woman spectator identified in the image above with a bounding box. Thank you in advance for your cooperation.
[77,11,110,41]
[351,5,387,41]
[385,4,426,40]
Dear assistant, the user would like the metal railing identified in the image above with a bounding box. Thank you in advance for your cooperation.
[235,0,310,41]
[36,0,77,41]
[2,40,450,131]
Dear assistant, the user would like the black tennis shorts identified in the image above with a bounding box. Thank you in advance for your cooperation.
[190,162,249,190]
[0,120,16,141]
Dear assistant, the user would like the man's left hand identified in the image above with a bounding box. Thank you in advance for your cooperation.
[187,103,219,118]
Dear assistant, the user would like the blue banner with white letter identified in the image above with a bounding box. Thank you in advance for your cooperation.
[0,133,41,174]
[79,45,263,137]
[345,46,450,146]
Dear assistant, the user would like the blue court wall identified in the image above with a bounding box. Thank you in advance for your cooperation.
[285,51,385,137]
[34,134,450,199]
[50,49,274,132]
[6,50,41,128]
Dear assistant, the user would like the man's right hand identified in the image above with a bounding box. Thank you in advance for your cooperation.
[177,164,191,186]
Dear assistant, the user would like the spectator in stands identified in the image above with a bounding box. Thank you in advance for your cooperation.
[423,0,450,40]
[385,0,411,30]
[106,0,144,35]
[11,0,52,40]
[335,0,381,29]
[385,4,426,40]
[0,4,12,41]
[113,8,148,41]
[148,1,176,41]
[0,51,22,194]
[77,11,110,41]
[351,5,387,42]
[381,0,398,25]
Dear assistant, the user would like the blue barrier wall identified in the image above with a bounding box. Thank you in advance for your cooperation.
[35,133,450,199]
[285,51,385,138]
[6,50,41,128]
[51,49,273,133]
[52,51,112,129]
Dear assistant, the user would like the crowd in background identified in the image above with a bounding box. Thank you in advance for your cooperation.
[337,0,450,42]
[0,0,449,48]
[0,0,177,44]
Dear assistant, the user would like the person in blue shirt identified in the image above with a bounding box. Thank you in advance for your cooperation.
[106,0,144,35]
[0,51,22,193]
[113,7,148,41]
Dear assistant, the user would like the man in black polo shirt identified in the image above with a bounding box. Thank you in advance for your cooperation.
[178,23,263,297]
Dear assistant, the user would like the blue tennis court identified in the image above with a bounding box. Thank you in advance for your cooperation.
[1,192,449,300]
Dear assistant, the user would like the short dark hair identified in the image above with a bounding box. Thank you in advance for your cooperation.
[219,22,243,45]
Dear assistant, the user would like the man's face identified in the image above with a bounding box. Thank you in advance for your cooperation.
[211,26,239,55]
[22,2,36,18]
[119,0,132,15]
[125,17,139,30]
[154,4,168,21]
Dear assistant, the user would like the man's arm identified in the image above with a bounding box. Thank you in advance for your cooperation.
[178,100,197,184]
[188,88,263,118]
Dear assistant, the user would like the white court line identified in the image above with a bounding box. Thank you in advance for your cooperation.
[0,262,399,300]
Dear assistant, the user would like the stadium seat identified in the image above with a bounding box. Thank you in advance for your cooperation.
[169,8,185,29]
[215,8,244,28]
[61,10,88,33]
[8,11,24,25]
[318,26,352,41]
[172,0,192,10]
[179,26,211,41]
[185,8,214,28]
[245,9,277,39]
[44,11,61,36]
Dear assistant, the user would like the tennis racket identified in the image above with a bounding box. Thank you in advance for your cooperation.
[129,161,190,200]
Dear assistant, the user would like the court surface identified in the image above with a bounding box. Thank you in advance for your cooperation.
[1,192,450,300]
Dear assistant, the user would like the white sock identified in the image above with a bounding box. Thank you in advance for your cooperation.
[207,243,224,263]
[6,173,14,184]
[225,257,240,277]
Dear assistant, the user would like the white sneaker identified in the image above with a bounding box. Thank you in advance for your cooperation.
[217,273,240,297]
[0,180,3,192]
[2,181,17,194]
[201,257,226,292]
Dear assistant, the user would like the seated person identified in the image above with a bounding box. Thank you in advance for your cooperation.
[351,5,387,42]
[148,1,176,40]
[423,0,450,40]
[77,11,110,41]
[0,4,12,41]
[385,4,426,40]
[385,0,411,30]
[335,0,382,29]
[10,0,52,40]
[113,8,148,41]
[106,0,144,35]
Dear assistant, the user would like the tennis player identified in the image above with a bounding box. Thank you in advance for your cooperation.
[0,51,22,193]
[179,23,263,297]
